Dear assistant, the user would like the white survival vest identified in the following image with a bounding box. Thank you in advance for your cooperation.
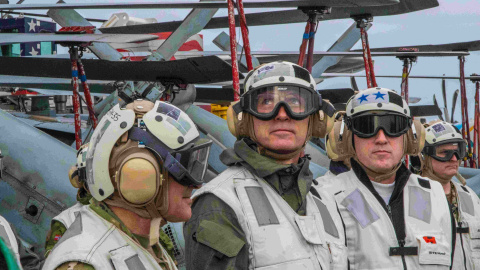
[193,166,348,270]
[52,201,84,228]
[452,180,480,270]
[0,215,22,269]
[42,205,177,270]
[323,170,453,270]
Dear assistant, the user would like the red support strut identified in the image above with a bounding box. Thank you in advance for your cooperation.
[297,22,311,67]
[77,59,98,129]
[236,0,253,71]
[69,46,82,150]
[227,0,240,101]
[459,56,474,167]
[356,17,377,88]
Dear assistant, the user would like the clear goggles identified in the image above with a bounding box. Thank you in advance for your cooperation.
[238,85,322,120]
[423,141,466,162]
[129,127,212,186]
[346,112,411,138]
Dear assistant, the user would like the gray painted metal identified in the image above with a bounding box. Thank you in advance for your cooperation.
[0,0,399,10]
[99,0,438,34]
[48,9,123,61]
[0,33,158,45]
[213,31,260,71]
[353,40,480,53]
[0,108,77,254]
[320,74,480,81]
[312,22,371,78]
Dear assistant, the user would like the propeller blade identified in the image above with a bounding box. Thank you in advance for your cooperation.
[442,76,450,122]
[451,89,459,123]
[318,88,355,104]
[350,76,359,92]
[433,94,444,121]
[410,104,442,117]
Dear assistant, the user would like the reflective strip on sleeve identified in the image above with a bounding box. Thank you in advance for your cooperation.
[245,186,280,226]
[341,188,379,228]
[458,191,475,216]
[0,224,12,249]
[408,186,432,223]
[313,196,339,238]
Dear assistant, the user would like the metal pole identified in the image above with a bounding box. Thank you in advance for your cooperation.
[476,81,480,168]
[297,22,311,67]
[69,46,82,150]
[459,56,473,167]
[305,14,317,72]
[359,27,373,88]
[236,0,253,71]
[227,0,240,101]
[77,58,98,129]
[400,58,408,100]
[363,29,377,87]
[474,83,479,168]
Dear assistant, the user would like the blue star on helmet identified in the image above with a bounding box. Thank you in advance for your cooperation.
[374,91,386,100]
[358,94,369,103]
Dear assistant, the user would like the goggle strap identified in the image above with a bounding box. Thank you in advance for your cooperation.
[233,101,243,114]
[339,119,345,141]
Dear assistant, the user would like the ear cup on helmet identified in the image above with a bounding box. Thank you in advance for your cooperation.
[405,119,425,156]
[226,102,252,139]
[311,110,335,138]
[113,147,162,206]
[326,119,355,161]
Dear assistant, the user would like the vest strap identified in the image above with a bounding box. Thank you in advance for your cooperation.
[456,227,470,234]
[389,246,418,256]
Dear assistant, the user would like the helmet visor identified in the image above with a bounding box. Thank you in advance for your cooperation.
[350,113,411,138]
[426,142,466,162]
[242,85,320,120]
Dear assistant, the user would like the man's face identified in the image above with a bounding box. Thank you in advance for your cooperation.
[430,143,460,180]
[354,129,404,173]
[253,105,309,153]
[164,177,194,222]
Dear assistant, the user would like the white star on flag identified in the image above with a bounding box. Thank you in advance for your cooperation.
[27,19,36,32]
[29,47,38,56]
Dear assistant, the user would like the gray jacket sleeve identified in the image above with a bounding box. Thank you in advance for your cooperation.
[184,193,249,270]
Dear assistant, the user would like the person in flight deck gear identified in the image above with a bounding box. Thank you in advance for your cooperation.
[0,215,42,270]
[184,61,348,270]
[321,87,456,269]
[43,145,177,260]
[42,100,212,270]
[421,120,480,270]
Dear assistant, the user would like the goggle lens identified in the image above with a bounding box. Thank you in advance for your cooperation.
[241,85,320,120]
[350,114,410,138]
[430,142,466,162]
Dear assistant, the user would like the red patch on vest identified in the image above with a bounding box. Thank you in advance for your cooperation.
[423,236,436,244]
[54,235,61,241]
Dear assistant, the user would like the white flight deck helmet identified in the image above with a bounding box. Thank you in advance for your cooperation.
[422,120,466,184]
[84,100,212,222]
[326,87,425,181]
[226,61,335,159]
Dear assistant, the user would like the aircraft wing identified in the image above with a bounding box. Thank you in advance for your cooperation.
[0,1,398,10]
[353,40,480,52]
[0,55,242,83]
[99,0,438,34]
[409,105,443,117]
[0,75,115,94]
[0,33,158,45]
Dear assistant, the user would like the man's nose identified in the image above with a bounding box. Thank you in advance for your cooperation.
[374,129,388,143]
[275,106,290,120]
[450,154,458,162]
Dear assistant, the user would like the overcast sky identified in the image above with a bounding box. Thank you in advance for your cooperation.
[18,0,480,123]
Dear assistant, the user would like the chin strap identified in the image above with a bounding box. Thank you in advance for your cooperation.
[354,157,402,183]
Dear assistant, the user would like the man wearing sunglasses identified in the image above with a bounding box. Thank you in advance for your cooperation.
[43,100,212,270]
[322,88,455,269]
[421,120,480,270]
[184,61,348,269]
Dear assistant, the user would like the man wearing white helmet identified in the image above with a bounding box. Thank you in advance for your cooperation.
[42,100,212,270]
[184,61,347,269]
[421,120,480,270]
[323,87,455,269]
